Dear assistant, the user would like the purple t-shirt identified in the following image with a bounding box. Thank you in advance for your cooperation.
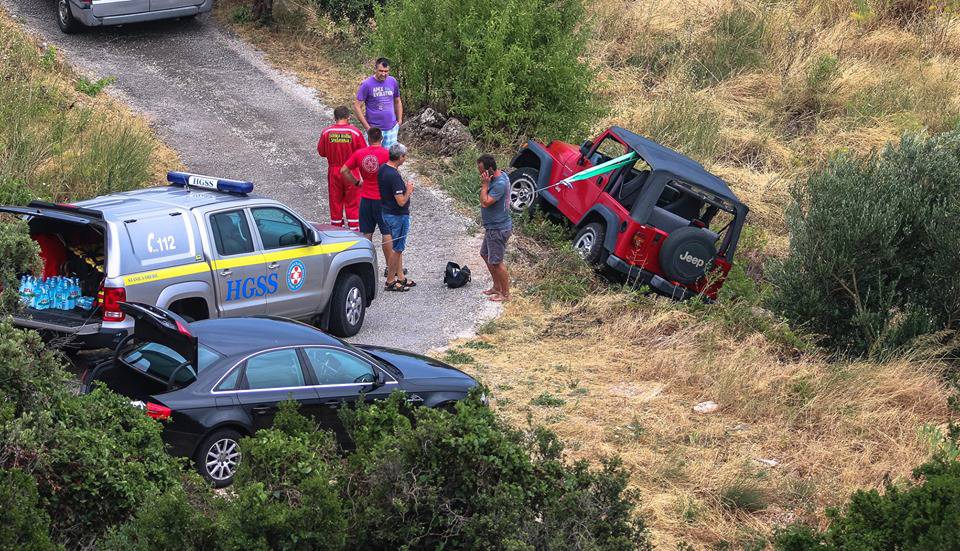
[356,76,400,130]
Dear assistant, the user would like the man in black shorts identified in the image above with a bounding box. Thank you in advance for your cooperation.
[342,127,392,265]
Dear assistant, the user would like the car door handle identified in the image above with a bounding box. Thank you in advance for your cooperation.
[267,262,280,270]
[220,268,233,276]
[251,406,273,415]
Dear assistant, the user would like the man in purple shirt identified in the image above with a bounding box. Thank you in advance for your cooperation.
[354,58,403,148]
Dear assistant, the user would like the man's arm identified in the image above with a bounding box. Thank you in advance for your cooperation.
[394,96,403,126]
[479,172,500,207]
[395,177,414,207]
[353,97,370,131]
[340,164,359,186]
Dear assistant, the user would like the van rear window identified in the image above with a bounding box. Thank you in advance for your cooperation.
[122,342,221,386]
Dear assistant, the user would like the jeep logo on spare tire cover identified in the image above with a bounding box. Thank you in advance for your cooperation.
[657,226,717,285]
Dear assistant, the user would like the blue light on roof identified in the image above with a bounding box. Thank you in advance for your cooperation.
[167,172,254,194]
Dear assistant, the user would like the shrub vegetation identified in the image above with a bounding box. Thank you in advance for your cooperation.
[370,0,598,142]
[769,130,960,356]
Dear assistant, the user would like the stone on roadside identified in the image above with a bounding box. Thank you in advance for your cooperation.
[438,118,474,155]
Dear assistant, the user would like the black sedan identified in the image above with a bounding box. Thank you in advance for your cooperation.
[82,303,479,487]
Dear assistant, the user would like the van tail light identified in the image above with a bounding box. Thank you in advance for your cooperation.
[100,287,126,321]
[146,402,172,421]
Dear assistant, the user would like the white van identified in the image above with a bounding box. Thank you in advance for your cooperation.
[57,0,212,33]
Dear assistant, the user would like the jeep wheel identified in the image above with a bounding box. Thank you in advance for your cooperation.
[657,226,718,285]
[573,222,607,267]
[508,167,540,214]
[57,0,81,34]
[329,273,365,337]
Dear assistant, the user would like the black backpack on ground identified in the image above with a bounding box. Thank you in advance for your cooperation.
[443,262,471,288]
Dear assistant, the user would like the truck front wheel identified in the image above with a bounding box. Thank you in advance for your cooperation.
[328,273,366,337]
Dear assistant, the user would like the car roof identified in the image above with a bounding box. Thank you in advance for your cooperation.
[189,316,340,357]
[73,185,267,220]
[611,127,741,204]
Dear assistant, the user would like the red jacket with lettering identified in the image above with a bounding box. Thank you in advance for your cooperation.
[317,123,366,168]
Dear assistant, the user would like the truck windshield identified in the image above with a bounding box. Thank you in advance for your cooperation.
[122,342,222,387]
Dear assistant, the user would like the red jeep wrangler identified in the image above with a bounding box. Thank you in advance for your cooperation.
[508,126,749,300]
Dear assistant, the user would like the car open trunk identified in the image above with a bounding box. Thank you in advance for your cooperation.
[0,202,107,336]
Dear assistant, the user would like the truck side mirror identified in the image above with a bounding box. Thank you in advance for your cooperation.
[578,140,593,165]
[309,229,321,245]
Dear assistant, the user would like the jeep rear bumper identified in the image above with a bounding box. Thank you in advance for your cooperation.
[606,254,694,301]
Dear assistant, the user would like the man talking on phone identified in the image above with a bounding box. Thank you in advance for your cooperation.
[477,154,512,302]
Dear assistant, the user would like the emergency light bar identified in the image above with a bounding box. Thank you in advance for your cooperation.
[167,171,254,194]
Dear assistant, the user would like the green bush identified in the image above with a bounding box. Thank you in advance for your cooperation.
[220,401,347,550]
[99,476,220,551]
[769,130,960,356]
[340,391,650,549]
[309,0,382,23]
[0,468,58,551]
[371,0,598,143]
[774,439,960,549]
[0,218,41,314]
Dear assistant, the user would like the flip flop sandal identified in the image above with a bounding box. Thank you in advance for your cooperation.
[401,278,417,288]
[386,281,410,292]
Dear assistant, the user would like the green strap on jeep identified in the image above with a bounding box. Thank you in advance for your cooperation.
[558,151,638,188]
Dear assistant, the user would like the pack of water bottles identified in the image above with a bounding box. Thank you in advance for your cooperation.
[19,276,95,311]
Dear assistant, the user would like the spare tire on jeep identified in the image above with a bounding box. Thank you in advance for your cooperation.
[657,226,717,285]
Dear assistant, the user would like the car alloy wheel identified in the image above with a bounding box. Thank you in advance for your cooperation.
[345,286,363,327]
[574,231,595,259]
[205,437,240,482]
[509,168,539,212]
[58,0,69,25]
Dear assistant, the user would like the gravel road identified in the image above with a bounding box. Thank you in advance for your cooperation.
[2,2,496,353]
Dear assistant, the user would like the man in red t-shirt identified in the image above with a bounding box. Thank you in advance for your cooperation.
[341,127,392,261]
[317,106,366,231]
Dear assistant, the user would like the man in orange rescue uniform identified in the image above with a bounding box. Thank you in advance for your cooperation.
[317,106,366,231]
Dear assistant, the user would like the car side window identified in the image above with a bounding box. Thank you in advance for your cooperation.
[242,349,305,390]
[252,207,307,250]
[304,348,377,385]
[210,210,255,256]
[216,367,242,392]
[589,136,626,166]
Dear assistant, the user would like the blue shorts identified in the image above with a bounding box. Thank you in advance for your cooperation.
[381,212,409,252]
[359,198,389,235]
[378,123,400,149]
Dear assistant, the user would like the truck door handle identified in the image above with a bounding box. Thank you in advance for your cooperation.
[267,262,280,270]
[251,406,273,415]
[220,268,233,276]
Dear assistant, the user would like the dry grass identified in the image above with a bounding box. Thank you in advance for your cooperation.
[0,7,180,200]
[449,292,950,548]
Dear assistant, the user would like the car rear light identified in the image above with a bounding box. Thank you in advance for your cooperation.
[175,320,192,337]
[146,402,172,420]
[100,286,126,321]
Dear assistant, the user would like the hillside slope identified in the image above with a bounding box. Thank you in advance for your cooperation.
[221,1,960,546]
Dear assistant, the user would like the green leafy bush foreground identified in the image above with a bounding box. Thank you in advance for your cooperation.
[0,313,648,550]
[105,397,651,550]
[769,130,960,356]
[371,0,598,143]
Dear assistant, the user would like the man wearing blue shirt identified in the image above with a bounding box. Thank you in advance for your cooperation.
[477,154,512,302]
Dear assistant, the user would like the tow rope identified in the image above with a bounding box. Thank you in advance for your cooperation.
[555,151,639,190]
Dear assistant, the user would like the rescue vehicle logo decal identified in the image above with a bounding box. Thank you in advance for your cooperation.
[287,260,306,292]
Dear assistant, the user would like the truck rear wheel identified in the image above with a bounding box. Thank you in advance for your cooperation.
[328,273,365,337]
[57,0,81,34]
[573,222,607,267]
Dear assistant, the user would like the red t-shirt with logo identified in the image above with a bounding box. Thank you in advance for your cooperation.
[317,123,366,167]
[345,145,390,200]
